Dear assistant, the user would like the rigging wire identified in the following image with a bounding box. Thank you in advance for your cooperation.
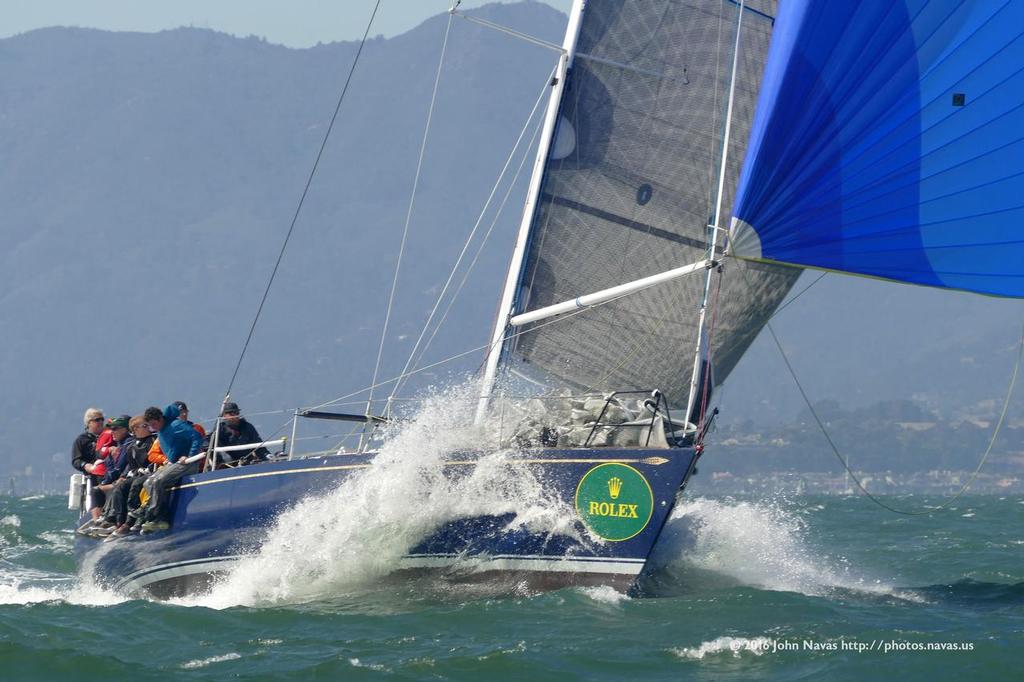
[733,260,1023,515]
[272,264,827,453]
[407,107,546,383]
[766,269,827,316]
[268,260,827,442]
[366,11,454,417]
[305,288,635,414]
[578,263,825,403]
[704,265,826,414]
[574,2,738,404]
[764,313,1024,516]
[486,4,733,405]
[301,246,830,421]
[706,0,726,215]
[222,0,383,401]
[389,65,556,400]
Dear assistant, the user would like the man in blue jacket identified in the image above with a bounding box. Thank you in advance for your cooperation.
[99,415,134,485]
[139,403,205,532]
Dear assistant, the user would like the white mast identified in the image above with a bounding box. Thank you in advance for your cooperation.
[475,0,588,422]
[683,0,746,427]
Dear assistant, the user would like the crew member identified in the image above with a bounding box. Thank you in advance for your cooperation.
[215,402,269,465]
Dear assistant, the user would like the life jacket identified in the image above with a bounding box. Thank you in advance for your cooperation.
[147,439,167,466]
[94,429,115,458]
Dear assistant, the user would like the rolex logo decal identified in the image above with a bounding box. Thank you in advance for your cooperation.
[608,476,623,499]
[575,463,654,542]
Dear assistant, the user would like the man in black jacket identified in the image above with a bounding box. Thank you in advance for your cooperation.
[215,402,269,464]
[71,407,105,477]
[71,406,106,523]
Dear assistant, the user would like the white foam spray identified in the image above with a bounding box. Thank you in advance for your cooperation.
[0,513,125,606]
[0,577,128,607]
[649,497,903,598]
[195,381,579,608]
[0,541,127,607]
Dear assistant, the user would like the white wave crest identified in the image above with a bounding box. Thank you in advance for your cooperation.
[673,636,773,660]
[37,530,74,554]
[180,653,242,669]
[578,584,629,604]
[349,657,392,671]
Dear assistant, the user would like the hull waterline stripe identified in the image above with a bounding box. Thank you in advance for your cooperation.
[445,457,670,466]
[115,555,243,591]
[405,553,646,565]
[398,556,644,575]
[119,553,647,593]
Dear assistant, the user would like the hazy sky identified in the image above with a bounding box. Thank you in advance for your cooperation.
[3,0,571,47]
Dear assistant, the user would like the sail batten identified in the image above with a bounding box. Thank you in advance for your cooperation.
[730,0,1024,298]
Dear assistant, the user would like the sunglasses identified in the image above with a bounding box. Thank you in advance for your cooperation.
[90,416,105,422]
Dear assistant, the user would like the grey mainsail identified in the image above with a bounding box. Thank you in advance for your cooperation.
[496,0,799,408]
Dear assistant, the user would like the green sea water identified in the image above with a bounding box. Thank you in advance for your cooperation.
[1,493,1021,680]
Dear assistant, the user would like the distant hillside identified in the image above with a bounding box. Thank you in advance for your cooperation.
[1,2,1022,483]
[0,3,564,475]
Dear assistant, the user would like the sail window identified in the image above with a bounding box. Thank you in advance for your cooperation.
[550,116,577,160]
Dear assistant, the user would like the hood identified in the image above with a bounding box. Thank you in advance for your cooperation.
[163,403,181,422]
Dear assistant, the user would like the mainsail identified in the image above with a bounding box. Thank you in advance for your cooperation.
[493,0,799,407]
[730,1,1024,297]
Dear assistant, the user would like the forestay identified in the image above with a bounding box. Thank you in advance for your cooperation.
[730,0,1024,297]
[497,0,799,407]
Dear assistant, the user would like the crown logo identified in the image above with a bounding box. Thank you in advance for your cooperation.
[607,476,623,500]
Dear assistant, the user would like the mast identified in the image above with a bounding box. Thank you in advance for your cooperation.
[475,0,588,422]
[683,0,746,427]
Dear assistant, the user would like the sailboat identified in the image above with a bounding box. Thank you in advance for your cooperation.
[70,0,1024,599]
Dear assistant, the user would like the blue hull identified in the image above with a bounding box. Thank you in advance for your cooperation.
[75,448,697,598]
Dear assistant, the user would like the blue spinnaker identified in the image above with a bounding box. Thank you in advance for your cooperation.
[729,0,1024,297]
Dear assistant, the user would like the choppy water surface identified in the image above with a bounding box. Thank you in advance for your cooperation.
[1,490,1021,680]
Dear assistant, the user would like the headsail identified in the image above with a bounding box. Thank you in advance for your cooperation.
[493,0,799,407]
[730,1,1024,297]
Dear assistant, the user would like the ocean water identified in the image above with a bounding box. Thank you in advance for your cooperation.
[1,490,1021,680]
